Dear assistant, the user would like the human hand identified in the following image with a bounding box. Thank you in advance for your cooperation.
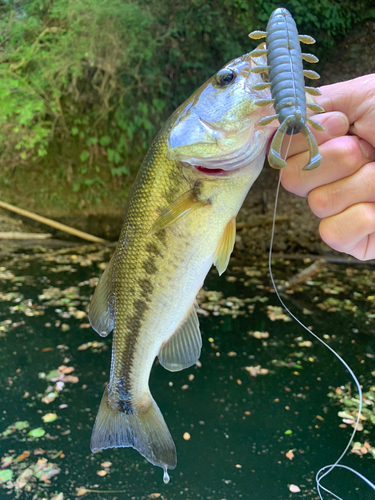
[280,74,375,260]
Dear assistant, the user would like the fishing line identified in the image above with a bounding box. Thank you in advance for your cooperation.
[268,135,375,499]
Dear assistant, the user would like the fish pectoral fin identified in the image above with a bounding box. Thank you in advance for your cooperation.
[213,217,236,276]
[149,188,208,235]
[158,304,202,372]
[91,387,176,476]
[88,263,114,337]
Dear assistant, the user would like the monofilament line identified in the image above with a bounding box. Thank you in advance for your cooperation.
[268,137,375,500]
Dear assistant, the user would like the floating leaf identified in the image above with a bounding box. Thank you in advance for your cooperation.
[28,427,45,438]
[15,467,33,489]
[59,365,75,375]
[14,421,29,430]
[42,413,57,423]
[289,484,301,493]
[16,451,30,461]
[42,392,57,404]
[248,330,269,339]
[244,365,269,377]
[0,469,13,483]
[1,455,14,467]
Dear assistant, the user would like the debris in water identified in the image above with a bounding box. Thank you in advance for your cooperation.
[28,428,45,438]
[267,305,292,322]
[0,469,12,483]
[42,413,57,423]
[244,365,269,377]
[101,461,112,468]
[289,484,301,493]
[248,330,269,339]
[285,450,295,460]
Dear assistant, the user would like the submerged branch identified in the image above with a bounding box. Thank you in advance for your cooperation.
[0,201,107,244]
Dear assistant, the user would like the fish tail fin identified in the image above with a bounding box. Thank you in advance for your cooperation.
[90,387,177,477]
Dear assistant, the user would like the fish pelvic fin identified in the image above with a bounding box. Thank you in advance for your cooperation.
[91,387,177,474]
[213,217,236,276]
[158,304,201,372]
[149,186,208,235]
[88,262,114,337]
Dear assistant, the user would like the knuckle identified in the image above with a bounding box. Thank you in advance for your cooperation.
[280,168,298,194]
[341,137,361,165]
[280,159,307,196]
[308,186,330,217]
[358,203,375,226]
[319,218,338,247]
[319,216,349,252]
[360,162,375,191]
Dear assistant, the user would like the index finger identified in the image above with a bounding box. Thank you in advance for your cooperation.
[317,75,375,147]
[282,111,349,159]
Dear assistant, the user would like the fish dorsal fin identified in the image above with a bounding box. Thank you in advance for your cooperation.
[213,217,236,276]
[88,263,114,337]
[158,304,201,372]
[149,187,208,234]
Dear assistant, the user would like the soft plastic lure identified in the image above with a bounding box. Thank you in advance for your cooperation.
[249,8,324,170]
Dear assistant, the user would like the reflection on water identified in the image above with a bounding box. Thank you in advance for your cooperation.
[0,246,374,499]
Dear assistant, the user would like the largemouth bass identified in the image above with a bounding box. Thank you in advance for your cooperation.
[88,50,273,482]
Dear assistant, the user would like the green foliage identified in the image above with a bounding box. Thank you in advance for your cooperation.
[0,0,161,190]
[0,0,373,209]
[253,0,375,53]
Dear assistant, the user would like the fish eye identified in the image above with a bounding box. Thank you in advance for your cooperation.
[214,68,236,87]
[260,70,269,83]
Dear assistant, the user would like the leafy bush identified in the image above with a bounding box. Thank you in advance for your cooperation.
[0,0,161,176]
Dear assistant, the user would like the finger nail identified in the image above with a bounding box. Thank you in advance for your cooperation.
[324,113,349,137]
[359,139,375,160]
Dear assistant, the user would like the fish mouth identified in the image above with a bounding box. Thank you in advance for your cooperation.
[193,165,228,176]
[182,128,268,174]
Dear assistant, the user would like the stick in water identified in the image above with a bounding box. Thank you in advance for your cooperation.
[0,200,107,244]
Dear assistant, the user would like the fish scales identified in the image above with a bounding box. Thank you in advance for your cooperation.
[88,51,275,480]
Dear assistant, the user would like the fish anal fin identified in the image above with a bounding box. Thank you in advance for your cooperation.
[158,305,201,372]
[213,217,236,276]
[88,263,114,337]
[91,387,176,474]
[149,187,208,235]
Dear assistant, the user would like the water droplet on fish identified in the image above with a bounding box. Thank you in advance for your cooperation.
[163,468,170,484]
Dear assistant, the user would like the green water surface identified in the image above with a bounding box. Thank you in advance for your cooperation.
[0,247,374,500]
